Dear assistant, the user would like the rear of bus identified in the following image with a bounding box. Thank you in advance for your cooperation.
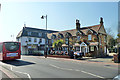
[2,42,21,60]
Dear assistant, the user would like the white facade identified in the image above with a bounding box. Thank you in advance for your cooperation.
[18,36,45,55]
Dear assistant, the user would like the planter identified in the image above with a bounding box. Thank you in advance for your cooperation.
[48,55,70,58]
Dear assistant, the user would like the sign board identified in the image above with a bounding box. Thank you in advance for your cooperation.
[28,45,37,48]
[7,53,18,57]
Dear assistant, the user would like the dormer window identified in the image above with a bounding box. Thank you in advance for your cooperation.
[39,33,42,37]
[87,29,93,34]
[28,32,31,36]
[104,36,106,42]
[88,35,92,40]
[58,33,64,39]
[76,31,82,36]
[51,34,56,39]
[52,39,54,43]
[77,36,80,41]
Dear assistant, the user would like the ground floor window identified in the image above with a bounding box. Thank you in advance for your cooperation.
[75,47,80,51]
[62,47,67,51]
[90,46,94,51]
[38,45,45,50]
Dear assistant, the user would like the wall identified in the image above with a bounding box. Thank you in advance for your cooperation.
[18,36,45,55]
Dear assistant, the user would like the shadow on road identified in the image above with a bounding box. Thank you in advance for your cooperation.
[2,60,35,66]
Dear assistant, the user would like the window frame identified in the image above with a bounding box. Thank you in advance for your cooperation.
[28,32,31,36]
[0,44,3,53]
[88,34,92,40]
[34,38,37,42]
[39,33,42,37]
[39,38,42,43]
[28,38,31,42]
[77,36,81,41]
[90,46,94,51]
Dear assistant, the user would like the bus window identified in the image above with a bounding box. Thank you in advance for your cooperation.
[0,44,2,53]
[4,42,19,52]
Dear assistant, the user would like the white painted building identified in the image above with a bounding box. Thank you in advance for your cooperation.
[16,27,58,55]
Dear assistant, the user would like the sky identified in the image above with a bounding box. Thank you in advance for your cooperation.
[0,1,118,42]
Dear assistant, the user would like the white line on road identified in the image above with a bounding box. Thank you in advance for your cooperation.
[0,62,32,80]
[49,64,60,69]
[104,66,118,70]
[81,71,104,79]
[50,64,105,79]
[10,65,32,80]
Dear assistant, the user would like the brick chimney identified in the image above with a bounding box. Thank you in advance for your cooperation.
[76,19,80,30]
[100,17,104,26]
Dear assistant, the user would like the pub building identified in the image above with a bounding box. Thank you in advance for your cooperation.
[47,17,107,57]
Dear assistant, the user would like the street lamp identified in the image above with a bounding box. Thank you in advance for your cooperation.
[41,15,47,57]
[41,15,47,31]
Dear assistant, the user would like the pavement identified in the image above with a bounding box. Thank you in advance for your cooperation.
[47,52,118,64]
[82,56,113,63]
[84,53,117,63]
[0,70,11,80]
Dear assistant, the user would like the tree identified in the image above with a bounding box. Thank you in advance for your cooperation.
[106,27,117,49]
[52,39,64,50]
[117,33,120,38]
[108,38,116,49]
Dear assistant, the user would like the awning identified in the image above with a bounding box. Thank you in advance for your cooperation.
[89,42,98,46]
[62,44,68,47]
[73,43,80,47]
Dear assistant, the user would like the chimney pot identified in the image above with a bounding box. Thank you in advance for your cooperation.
[100,17,104,25]
[76,19,80,30]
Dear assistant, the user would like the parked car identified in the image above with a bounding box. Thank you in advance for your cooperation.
[74,51,84,59]
[113,74,120,80]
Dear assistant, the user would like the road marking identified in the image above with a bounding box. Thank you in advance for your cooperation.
[75,69,80,71]
[50,64,105,78]
[49,64,60,69]
[0,62,32,80]
[10,65,32,80]
[81,71,104,78]
[104,66,118,70]
[61,68,73,71]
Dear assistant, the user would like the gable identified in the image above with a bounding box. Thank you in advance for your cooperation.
[87,29,93,34]
[98,25,106,34]
[80,42,87,46]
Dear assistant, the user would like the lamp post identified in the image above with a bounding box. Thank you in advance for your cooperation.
[41,15,47,58]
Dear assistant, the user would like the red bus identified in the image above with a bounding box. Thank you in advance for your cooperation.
[0,42,21,61]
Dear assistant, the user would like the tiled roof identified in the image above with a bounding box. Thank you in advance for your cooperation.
[16,27,58,38]
[16,30,23,38]
[47,24,101,39]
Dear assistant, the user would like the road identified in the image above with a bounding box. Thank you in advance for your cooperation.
[0,70,11,80]
[0,55,119,80]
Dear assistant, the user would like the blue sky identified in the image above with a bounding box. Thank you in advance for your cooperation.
[0,2,118,42]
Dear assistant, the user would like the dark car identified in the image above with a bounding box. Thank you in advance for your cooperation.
[74,51,84,59]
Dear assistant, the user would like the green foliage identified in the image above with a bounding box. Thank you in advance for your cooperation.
[117,33,120,38]
[52,39,64,50]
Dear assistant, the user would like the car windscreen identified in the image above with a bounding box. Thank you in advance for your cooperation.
[4,42,19,52]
